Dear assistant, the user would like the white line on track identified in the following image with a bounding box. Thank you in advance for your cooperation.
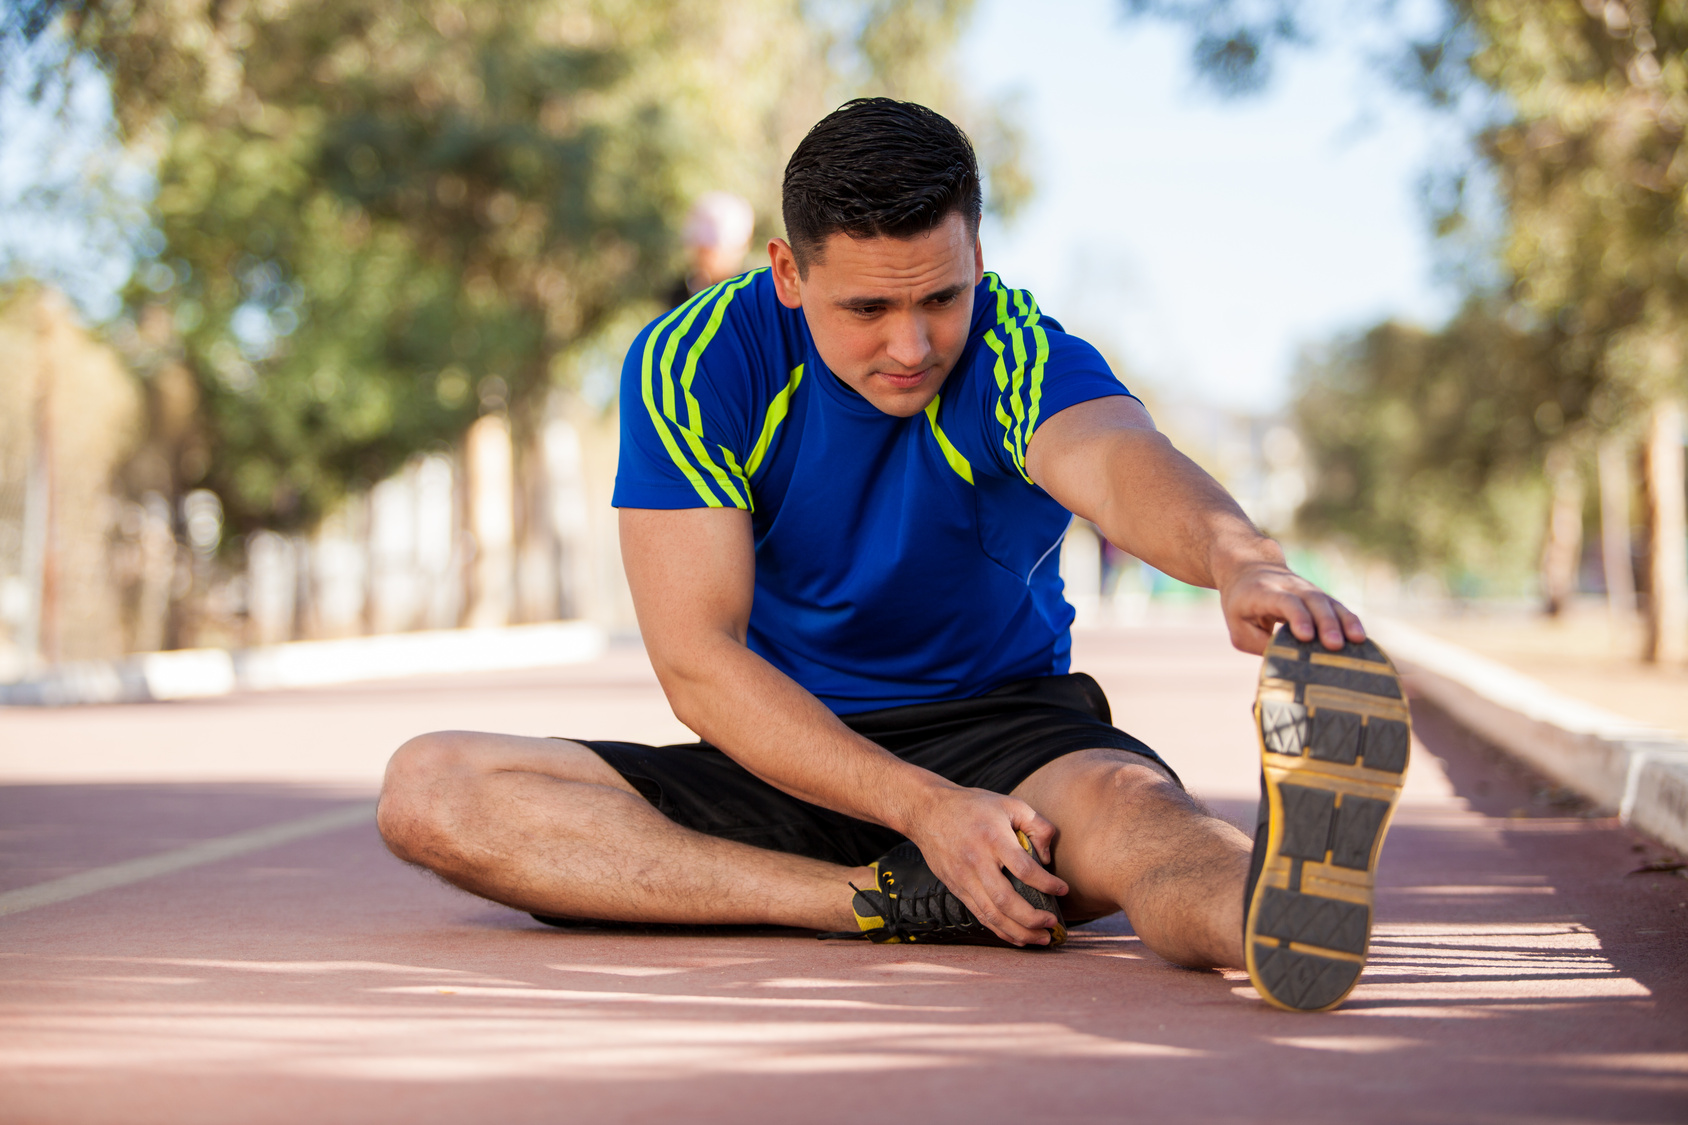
[0,802,376,917]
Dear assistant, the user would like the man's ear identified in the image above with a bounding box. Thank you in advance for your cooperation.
[768,238,803,310]
[973,234,984,285]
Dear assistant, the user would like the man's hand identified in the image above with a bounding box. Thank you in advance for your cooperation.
[1214,555,1365,656]
[899,785,1069,946]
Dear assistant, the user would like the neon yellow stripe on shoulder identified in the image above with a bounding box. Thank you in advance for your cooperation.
[745,363,805,479]
[980,276,1045,482]
[985,272,1010,325]
[1025,323,1050,455]
[667,271,760,509]
[923,394,974,485]
[640,285,725,506]
[1005,320,1032,477]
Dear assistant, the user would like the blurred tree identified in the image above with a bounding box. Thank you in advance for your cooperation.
[1292,299,1569,591]
[1127,2,1688,638]
[5,0,1020,535]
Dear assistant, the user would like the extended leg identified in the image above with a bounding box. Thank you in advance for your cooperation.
[377,731,868,929]
[1012,749,1249,968]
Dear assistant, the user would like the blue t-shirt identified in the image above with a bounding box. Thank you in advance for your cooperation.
[613,268,1132,714]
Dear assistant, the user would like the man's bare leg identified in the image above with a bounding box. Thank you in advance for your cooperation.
[1012,749,1250,968]
[377,730,870,929]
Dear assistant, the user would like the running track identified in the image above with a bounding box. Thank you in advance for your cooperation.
[2,622,1684,1123]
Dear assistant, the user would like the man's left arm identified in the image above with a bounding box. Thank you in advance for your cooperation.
[1024,395,1362,655]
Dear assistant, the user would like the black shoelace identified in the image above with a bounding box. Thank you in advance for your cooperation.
[816,881,972,942]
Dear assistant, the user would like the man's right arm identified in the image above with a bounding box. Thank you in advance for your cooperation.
[618,505,1068,945]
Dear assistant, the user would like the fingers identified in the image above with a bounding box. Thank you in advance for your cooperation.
[959,866,1059,946]
[1334,599,1367,643]
[1224,570,1367,656]
[1002,812,1068,899]
[1304,591,1346,651]
[1228,615,1272,656]
[1011,807,1059,868]
[1276,594,1316,645]
[915,793,1069,946]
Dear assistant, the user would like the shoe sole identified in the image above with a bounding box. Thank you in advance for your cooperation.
[1244,624,1410,1012]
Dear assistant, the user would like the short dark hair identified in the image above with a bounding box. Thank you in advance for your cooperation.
[781,98,982,274]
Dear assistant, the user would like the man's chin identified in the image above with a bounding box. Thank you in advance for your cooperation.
[863,385,939,418]
[861,371,945,417]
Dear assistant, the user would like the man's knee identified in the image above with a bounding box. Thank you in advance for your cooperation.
[1056,749,1187,811]
[1097,754,1189,808]
[377,731,478,864]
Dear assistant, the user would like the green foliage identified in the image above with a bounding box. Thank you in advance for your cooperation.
[1125,0,1688,578]
[12,0,1010,532]
[1469,0,1688,421]
[56,0,821,529]
[1293,300,1564,587]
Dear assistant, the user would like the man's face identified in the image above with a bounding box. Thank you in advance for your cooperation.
[769,211,984,418]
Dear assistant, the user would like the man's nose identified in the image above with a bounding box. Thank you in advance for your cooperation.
[884,313,930,369]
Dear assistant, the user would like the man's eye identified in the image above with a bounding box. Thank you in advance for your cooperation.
[928,294,957,307]
[851,306,883,317]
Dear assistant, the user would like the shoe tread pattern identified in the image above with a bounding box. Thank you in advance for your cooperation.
[1261,654,1402,699]
[1252,943,1363,1011]
[1256,886,1369,954]
[1246,624,1409,1011]
[1260,700,1309,756]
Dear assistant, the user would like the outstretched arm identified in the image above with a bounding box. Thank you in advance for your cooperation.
[1024,395,1362,655]
[618,506,1069,944]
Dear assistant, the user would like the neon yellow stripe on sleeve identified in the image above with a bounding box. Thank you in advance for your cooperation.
[640,287,725,506]
[983,277,1049,482]
[1025,323,1050,452]
[1005,320,1031,474]
[669,272,759,509]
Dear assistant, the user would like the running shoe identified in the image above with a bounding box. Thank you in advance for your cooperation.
[1243,623,1410,1011]
[820,831,1067,946]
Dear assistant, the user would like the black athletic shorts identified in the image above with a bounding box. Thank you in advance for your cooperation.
[574,672,1179,869]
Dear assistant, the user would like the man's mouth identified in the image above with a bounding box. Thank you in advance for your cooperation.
[874,367,931,389]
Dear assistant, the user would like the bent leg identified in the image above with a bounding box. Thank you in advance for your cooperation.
[377,731,867,929]
[1012,749,1249,968]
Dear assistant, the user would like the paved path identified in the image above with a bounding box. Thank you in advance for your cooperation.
[1,623,1684,1124]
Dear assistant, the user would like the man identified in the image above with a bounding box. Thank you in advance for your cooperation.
[378,98,1411,1013]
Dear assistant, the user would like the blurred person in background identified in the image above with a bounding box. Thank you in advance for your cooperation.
[380,99,1411,1014]
[665,191,756,308]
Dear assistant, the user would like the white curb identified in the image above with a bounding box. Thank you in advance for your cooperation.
[0,621,608,707]
[1370,617,1688,854]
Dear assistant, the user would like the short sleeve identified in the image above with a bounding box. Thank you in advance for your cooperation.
[613,276,764,510]
[978,311,1134,483]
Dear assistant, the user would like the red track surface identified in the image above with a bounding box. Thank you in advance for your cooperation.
[2,622,1685,1124]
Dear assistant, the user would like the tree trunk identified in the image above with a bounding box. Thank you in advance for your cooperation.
[1642,400,1687,665]
[1540,444,1584,617]
[1597,435,1637,619]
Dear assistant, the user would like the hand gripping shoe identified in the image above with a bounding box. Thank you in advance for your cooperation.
[1244,623,1410,1011]
[819,832,1067,947]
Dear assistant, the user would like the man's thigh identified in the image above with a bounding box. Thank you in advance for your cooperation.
[386,730,640,794]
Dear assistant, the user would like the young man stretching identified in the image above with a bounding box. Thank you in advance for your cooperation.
[378,98,1411,1012]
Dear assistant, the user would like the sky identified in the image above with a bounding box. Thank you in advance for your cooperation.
[960,0,1470,413]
